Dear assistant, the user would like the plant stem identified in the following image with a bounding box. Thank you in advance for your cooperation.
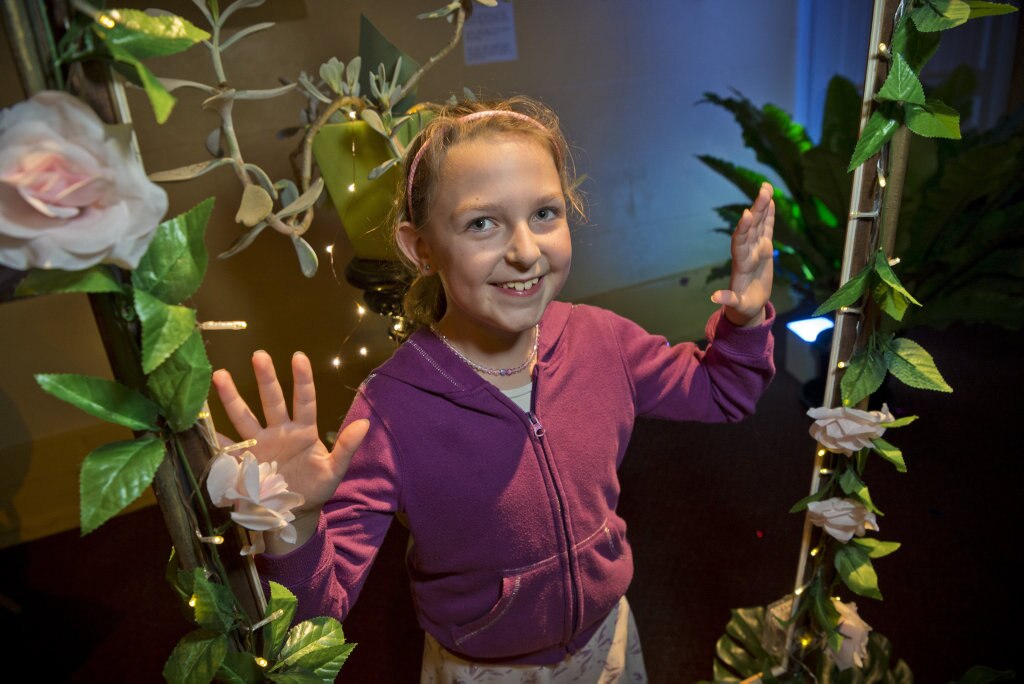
[878,125,911,258]
[292,5,469,236]
[172,432,255,634]
[210,23,227,85]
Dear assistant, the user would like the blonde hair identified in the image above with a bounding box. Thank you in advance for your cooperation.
[393,96,584,331]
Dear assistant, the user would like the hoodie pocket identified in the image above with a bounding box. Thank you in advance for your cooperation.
[577,521,633,633]
[450,558,563,660]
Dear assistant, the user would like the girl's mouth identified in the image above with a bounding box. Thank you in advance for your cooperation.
[495,276,541,293]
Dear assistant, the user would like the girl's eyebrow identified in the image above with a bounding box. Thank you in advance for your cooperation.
[451,192,565,220]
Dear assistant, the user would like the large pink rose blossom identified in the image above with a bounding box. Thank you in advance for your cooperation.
[207,451,305,556]
[807,497,878,543]
[828,599,872,670]
[0,91,167,270]
[807,404,894,456]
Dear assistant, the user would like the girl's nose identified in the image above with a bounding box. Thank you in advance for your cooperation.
[506,222,541,267]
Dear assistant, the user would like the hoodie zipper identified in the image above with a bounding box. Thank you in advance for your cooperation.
[527,370,580,645]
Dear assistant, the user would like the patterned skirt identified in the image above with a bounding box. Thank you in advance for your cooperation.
[420,596,648,683]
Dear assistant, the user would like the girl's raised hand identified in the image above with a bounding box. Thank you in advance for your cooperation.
[212,351,369,521]
[711,181,775,326]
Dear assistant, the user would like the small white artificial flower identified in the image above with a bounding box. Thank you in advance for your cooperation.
[807,497,878,543]
[207,451,305,556]
[807,403,895,456]
[829,599,872,670]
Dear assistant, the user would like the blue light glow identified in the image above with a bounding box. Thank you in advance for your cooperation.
[786,316,834,343]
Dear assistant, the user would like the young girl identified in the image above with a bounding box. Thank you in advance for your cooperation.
[212,96,776,682]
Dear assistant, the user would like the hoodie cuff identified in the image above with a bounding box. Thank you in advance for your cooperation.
[256,512,332,584]
[706,301,776,356]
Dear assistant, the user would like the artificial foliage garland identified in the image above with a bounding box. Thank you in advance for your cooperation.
[7,0,494,681]
[704,1,1017,681]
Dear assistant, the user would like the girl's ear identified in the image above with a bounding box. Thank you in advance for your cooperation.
[395,221,432,274]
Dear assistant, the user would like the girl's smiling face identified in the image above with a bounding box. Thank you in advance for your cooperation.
[398,132,572,348]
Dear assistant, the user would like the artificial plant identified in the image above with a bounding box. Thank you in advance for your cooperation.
[704,1,1017,681]
[700,31,1023,331]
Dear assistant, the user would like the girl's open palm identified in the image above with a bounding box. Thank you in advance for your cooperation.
[212,351,369,517]
[712,181,775,326]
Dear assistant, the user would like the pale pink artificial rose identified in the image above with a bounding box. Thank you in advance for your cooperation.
[829,599,872,670]
[807,404,895,456]
[806,497,878,543]
[0,91,167,270]
[207,451,305,556]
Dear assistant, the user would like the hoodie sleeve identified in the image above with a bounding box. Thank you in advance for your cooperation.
[604,303,776,423]
[256,391,400,623]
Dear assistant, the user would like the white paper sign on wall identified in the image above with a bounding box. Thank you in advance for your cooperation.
[463,3,519,66]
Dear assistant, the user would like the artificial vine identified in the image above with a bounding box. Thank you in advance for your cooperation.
[705,1,1017,681]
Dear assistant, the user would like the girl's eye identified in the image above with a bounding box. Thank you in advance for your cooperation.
[467,217,495,232]
[535,206,560,221]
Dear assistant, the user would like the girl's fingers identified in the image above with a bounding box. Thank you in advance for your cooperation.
[711,289,740,308]
[291,351,317,426]
[330,419,370,478]
[253,350,290,426]
[212,369,262,438]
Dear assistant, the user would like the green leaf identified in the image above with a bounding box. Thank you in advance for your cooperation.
[809,580,844,653]
[840,345,888,407]
[701,92,812,196]
[132,198,213,304]
[715,634,758,675]
[191,569,237,632]
[35,373,160,430]
[884,337,953,392]
[790,487,828,513]
[219,222,268,259]
[912,0,971,31]
[839,468,882,514]
[695,155,771,201]
[851,538,901,559]
[79,434,166,534]
[876,52,926,105]
[147,330,212,432]
[956,665,1017,683]
[163,629,229,684]
[92,8,209,59]
[105,42,176,123]
[820,76,861,158]
[273,617,352,679]
[235,184,274,227]
[892,15,942,72]
[874,279,912,321]
[277,177,324,220]
[291,235,318,278]
[905,99,961,139]
[268,671,327,684]
[265,582,299,659]
[814,262,872,315]
[360,108,387,137]
[963,1,1019,18]
[881,415,919,428]
[872,437,908,472]
[848,110,900,171]
[135,290,197,374]
[835,544,883,599]
[216,652,264,684]
[15,266,123,296]
[166,547,190,602]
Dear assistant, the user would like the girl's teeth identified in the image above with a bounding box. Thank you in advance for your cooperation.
[502,277,539,291]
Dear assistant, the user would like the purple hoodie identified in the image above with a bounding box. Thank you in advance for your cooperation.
[258,301,775,664]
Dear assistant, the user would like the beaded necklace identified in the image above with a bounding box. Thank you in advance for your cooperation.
[433,325,539,377]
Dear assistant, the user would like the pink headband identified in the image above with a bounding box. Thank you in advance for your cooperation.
[405,110,554,220]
